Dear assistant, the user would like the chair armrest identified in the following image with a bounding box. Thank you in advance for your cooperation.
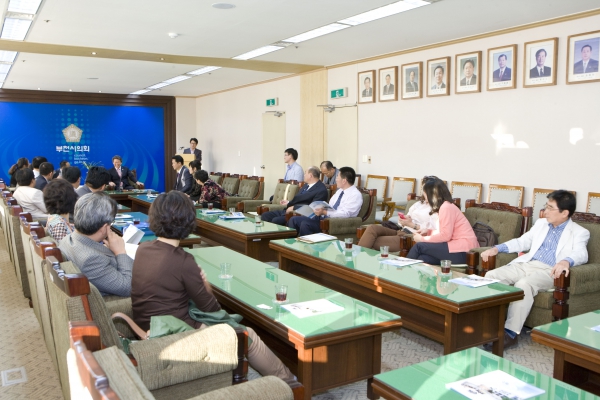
[192,376,300,400]
[239,200,268,212]
[261,204,285,212]
[566,263,600,295]
[356,226,367,239]
[130,324,238,391]
[321,217,363,235]
[224,197,251,210]
[383,201,396,221]
[136,182,145,189]
[466,248,518,276]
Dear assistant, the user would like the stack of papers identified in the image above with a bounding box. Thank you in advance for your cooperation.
[297,233,337,244]
[114,214,133,219]
[219,212,246,219]
[446,370,545,399]
[449,275,500,288]
[282,299,344,318]
[199,209,227,215]
[380,257,422,267]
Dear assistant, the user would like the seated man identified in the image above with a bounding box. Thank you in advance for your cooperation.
[107,155,141,190]
[262,166,328,226]
[482,190,589,349]
[76,166,111,197]
[35,162,54,191]
[53,160,70,179]
[59,192,133,297]
[31,156,47,178]
[287,167,363,236]
[283,148,303,182]
[194,170,229,209]
[63,166,82,190]
[320,161,338,185]
[172,155,193,194]
[13,168,48,220]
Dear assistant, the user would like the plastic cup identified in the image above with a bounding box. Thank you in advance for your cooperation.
[208,203,214,210]
[229,207,236,214]
[147,189,152,196]
[133,218,140,225]
[275,284,288,302]
[219,263,232,279]
[380,245,389,258]
[255,215,262,226]
[345,238,353,249]
[440,260,452,274]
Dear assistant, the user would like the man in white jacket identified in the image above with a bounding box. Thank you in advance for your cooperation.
[481,190,589,349]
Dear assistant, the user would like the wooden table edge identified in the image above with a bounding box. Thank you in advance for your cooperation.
[371,378,408,400]
[531,329,600,364]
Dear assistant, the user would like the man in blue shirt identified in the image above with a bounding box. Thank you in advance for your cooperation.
[283,148,303,182]
[481,190,589,350]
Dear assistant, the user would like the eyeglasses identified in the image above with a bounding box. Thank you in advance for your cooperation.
[543,203,559,211]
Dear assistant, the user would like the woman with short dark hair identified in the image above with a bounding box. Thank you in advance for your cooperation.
[194,170,229,208]
[187,160,203,201]
[131,191,295,381]
[43,179,78,241]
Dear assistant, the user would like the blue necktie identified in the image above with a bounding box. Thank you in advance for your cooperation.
[332,191,344,210]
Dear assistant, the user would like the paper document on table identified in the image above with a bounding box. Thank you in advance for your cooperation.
[592,325,600,332]
[199,209,226,214]
[380,257,422,267]
[124,243,139,260]
[446,370,545,399]
[114,214,133,219]
[282,299,345,318]
[123,225,144,245]
[449,275,500,288]
[219,212,246,219]
[296,233,337,244]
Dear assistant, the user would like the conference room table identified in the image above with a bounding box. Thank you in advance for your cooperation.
[111,211,201,247]
[371,347,599,400]
[195,210,296,261]
[128,194,203,214]
[532,310,600,395]
[116,204,131,213]
[186,246,402,400]
[107,189,156,208]
[269,239,524,356]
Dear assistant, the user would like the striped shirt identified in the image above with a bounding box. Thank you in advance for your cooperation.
[496,220,574,267]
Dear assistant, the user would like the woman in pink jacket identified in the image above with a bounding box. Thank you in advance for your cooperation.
[407,178,478,265]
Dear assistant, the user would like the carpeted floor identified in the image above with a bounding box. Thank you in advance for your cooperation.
[0,234,555,399]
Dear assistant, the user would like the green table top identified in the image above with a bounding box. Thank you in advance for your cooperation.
[107,189,156,196]
[112,212,199,243]
[374,347,600,399]
[186,246,400,338]
[195,210,295,235]
[116,204,131,212]
[271,239,522,304]
[127,194,157,204]
[534,310,600,351]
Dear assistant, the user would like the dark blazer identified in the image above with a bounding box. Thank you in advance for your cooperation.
[459,75,477,86]
[174,166,193,194]
[383,84,395,95]
[183,148,202,161]
[492,67,511,82]
[405,81,418,92]
[362,88,373,97]
[288,180,329,209]
[34,175,49,191]
[530,66,552,78]
[108,166,136,190]
[573,59,599,74]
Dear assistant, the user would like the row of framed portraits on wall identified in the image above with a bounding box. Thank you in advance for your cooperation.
[358,29,600,103]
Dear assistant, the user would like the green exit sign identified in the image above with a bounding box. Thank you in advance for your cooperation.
[266,98,278,107]
[330,88,348,99]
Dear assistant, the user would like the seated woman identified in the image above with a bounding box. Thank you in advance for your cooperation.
[358,176,438,253]
[187,160,203,201]
[131,191,295,381]
[407,178,478,265]
[194,170,229,209]
[44,179,78,242]
[8,157,29,187]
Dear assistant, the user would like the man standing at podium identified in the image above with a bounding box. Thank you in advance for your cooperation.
[183,138,202,162]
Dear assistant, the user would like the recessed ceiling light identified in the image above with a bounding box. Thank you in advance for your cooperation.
[98,91,101,93]
[131,89,151,95]
[147,82,170,90]
[233,45,283,60]
[162,75,192,84]
[69,89,72,91]
[8,0,43,14]
[168,32,178,39]
[338,0,430,26]
[187,66,220,75]
[1,18,33,40]
[282,23,350,44]
[91,52,97,55]
[0,51,17,63]
[212,3,235,9]
[37,87,40,90]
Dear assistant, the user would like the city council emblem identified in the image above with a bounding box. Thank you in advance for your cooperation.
[62,124,83,143]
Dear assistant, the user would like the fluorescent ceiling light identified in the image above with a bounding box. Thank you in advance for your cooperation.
[8,0,43,14]
[162,75,192,84]
[339,0,429,26]
[0,51,18,63]
[187,66,220,75]
[282,23,350,44]
[1,18,33,40]
[233,45,283,60]
[0,73,7,82]
[146,82,171,90]
[131,89,151,95]
[0,64,11,74]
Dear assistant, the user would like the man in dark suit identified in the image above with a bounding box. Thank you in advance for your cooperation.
[530,48,552,78]
[362,77,373,97]
[35,162,54,191]
[573,44,599,74]
[383,74,394,95]
[172,155,193,194]
[459,59,477,86]
[261,167,328,226]
[492,53,512,82]
[405,70,419,92]
[183,138,202,162]
[53,160,70,179]
[107,155,140,190]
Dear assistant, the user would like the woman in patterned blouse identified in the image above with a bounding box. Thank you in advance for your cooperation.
[193,170,230,209]
[43,179,78,242]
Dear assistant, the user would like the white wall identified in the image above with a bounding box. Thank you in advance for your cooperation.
[196,77,301,175]
[175,97,197,151]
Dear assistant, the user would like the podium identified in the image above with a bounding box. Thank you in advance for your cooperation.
[177,153,196,165]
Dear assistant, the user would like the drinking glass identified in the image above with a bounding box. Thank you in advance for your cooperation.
[440,260,452,275]
[275,284,288,302]
[208,203,214,210]
[219,262,232,279]
[255,215,262,226]
[380,245,389,258]
[344,238,353,249]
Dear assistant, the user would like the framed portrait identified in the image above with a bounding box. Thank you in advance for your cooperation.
[357,70,376,104]
[427,57,450,97]
[401,62,422,100]
[378,66,398,102]
[523,38,558,88]
[487,44,517,91]
[455,51,481,94]
[567,30,600,84]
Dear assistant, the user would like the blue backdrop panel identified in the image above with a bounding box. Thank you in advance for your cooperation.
[0,102,165,191]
